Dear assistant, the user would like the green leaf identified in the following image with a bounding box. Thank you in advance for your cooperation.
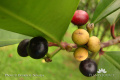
[91,0,120,23]
[0,29,31,47]
[0,0,80,43]
[106,9,120,25]
[104,52,120,66]
[97,52,120,80]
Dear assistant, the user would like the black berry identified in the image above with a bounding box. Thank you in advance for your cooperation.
[27,36,48,59]
[79,58,97,77]
[17,39,30,57]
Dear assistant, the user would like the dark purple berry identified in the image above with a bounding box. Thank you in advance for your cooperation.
[79,58,97,77]
[17,39,30,57]
[27,36,48,59]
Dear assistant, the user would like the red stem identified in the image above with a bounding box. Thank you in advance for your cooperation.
[110,24,116,39]
[99,48,104,56]
[48,42,58,47]
[48,42,77,49]
[48,36,120,50]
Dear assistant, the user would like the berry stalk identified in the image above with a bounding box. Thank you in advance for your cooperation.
[86,23,94,37]
[50,47,61,58]
[110,24,116,39]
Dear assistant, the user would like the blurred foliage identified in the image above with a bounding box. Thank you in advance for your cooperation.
[77,0,98,20]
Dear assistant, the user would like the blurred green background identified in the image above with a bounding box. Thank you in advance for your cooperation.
[0,0,120,80]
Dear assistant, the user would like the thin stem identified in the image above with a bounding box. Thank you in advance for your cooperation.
[50,47,61,58]
[91,52,98,60]
[103,53,120,70]
[86,23,94,37]
[46,53,51,58]
[48,42,77,49]
[92,29,95,36]
[48,42,64,49]
[70,48,76,52]
[110,24,116,39]
[48,42,58,47]
[78,25,85,29]
[94,54,100,64]
[99,48,104,55]
[42,56,46,59]
[100,36,120,48]
[88,31,92,37]
[66,47,76,52]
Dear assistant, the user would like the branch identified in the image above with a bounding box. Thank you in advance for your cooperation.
[44,47,61,62]
[48,42,77,49]
[100,36,120,48]
[48,42,58,47]
[48,36,120,50]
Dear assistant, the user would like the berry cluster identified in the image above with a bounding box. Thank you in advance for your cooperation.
[71,10,100,77]
[17,37,48,59]
[17,10,100,77]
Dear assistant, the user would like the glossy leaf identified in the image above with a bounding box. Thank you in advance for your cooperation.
[106,9,120,25]
[0,29,31,47]
[104,51,120,66]
[0,0,80,44]
[97,52,120,80]
[91,0,120,23]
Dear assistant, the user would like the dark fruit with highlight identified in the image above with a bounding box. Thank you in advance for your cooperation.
[79,58,97,77]
[17,39,30,57]
[27,36,48,59]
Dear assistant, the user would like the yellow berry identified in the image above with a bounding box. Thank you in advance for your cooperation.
[74,47,88,61]
[72,29,89,45]
[87,36,100,53]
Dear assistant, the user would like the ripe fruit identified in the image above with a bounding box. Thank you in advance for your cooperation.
[73,47,88,61]
[79,58,97,77]
[71,10,89,26]
[27,36,48,59]
[17,39,30,57]
[72,29,89,45]
[87,36,100,52]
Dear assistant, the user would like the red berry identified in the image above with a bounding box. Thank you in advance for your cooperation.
[71,10,89,26]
